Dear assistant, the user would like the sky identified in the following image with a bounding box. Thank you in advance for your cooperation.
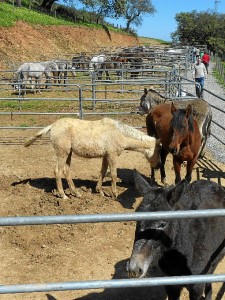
[105,0,225,42]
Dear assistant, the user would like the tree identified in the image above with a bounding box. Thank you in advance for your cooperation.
[171,10,225,55]
[41,0,126,16]
[16,0,22,7]
[123,0,156,31]
[81,0,126,18]
[41,0,56,10]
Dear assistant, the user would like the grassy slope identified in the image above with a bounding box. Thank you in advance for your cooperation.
[0,2,168,44]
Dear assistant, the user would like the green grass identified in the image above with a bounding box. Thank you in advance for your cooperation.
[0,3,80,26]
[0,2,126,34]
[212,61,225,88]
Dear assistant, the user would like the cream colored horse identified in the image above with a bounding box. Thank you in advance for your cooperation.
[24,117,160,199]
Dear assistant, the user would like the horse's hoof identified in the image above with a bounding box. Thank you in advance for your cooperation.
[71,191,82,198]
[161,178,168,186]
[149,177,156,185]
[52,189,69,200]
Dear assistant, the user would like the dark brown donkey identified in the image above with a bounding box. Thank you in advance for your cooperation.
[146,102,202,184]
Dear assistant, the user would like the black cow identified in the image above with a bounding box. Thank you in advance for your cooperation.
[127,170,225,300]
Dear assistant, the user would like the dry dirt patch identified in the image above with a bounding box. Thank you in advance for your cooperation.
[0,127,224,300]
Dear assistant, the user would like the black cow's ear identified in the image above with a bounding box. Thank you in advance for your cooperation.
[166,180,187,206]
[133,169,152,196]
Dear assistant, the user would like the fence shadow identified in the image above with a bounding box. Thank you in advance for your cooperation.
[196,156,225,186]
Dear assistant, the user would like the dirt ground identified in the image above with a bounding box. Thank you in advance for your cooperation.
[0,125,225,300]
[0,21,225,300]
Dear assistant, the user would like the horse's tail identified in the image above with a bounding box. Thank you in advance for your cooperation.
[24,124,53,147]
[198,105,212,158]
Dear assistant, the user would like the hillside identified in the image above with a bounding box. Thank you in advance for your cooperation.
[0,20,165,69]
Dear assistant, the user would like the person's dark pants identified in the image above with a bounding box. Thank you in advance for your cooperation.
[203,62,209,73]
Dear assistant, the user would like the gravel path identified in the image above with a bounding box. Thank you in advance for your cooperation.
[185,61,225,163]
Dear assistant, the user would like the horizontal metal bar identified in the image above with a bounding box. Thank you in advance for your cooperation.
[0,209,225,226]
[1,274,225,294]
[0,112,79,116]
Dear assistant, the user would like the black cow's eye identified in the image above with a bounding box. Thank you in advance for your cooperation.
[157,221,167,229]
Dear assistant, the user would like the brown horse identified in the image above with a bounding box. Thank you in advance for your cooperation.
[146,102,201,184]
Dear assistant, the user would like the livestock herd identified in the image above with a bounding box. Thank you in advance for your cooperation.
[5,46,225,299]
[11,46,183,95]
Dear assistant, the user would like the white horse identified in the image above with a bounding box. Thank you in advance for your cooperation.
[89,54,107,76]
[14,61,58,94]
[24,117,161,199]
[51,60,76,86]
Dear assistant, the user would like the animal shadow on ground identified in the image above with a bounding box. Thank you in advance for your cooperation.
[45,259,167,300]
[116,168,159,209]
[10,168,150,209]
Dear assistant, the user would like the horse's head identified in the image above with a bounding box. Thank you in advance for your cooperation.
[169,103,194,155]
[139,88,152,115]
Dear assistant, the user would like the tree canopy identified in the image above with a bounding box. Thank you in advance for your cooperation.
[171,10,225,55]
[39,0,155,31]
[123,0,156,31]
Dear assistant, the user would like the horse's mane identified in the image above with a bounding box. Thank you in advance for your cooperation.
[102,118,153,141]
[147,88,168,107]
[172,109,194,132]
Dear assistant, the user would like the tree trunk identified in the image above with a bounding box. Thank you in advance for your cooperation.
[41,0,56,10]
[16,0,22,7]
[126,19,132,30]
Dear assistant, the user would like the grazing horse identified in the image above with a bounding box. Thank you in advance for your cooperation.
[89,54,107,77]
[146,102,201,184]
[14,61,58,94]
[72,53,91,70]
[51,60,76,86]
[115,52,143,78]
[89,54,120,80]
[24,117,161,199]
[139,88,212,158]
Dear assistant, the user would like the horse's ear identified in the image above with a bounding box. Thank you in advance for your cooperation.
[171,102,177,114]
[186,104,193,118]
[144,88,148,95]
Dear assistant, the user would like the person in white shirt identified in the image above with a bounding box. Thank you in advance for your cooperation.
[193,58,207,97]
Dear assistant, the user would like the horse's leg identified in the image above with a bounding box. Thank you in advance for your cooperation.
[96,156,108,196]
[107,154,118,198]
[150,167,155,183]
[173,156,182,184]
[97,71,103,80]
[166,285,182,300]
[185,156,198,183]
[189,284,205,300]
[160,146,169,184]
[54,154,69,200]
[63,150,81,198]
[106,70,110,80]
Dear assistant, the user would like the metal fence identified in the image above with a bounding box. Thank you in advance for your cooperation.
[1,209,225,294]
[0,47,225,296]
